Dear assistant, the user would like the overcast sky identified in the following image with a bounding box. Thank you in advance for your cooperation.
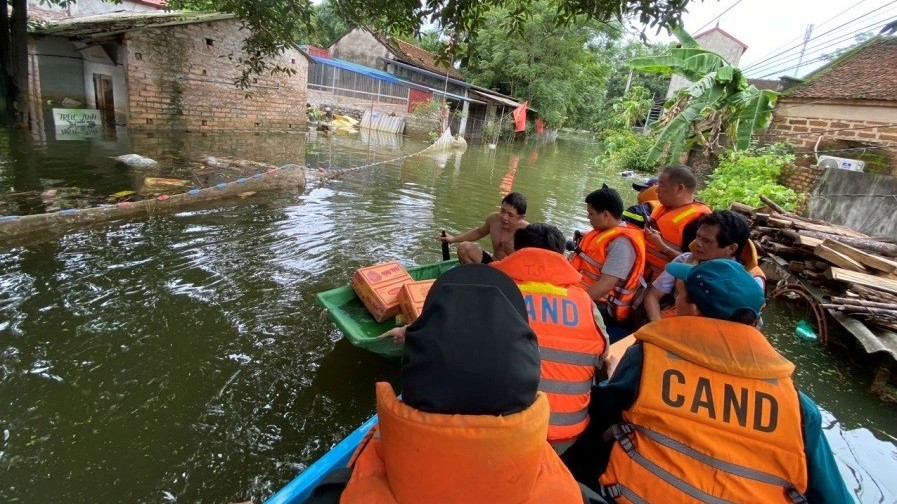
[644,0,897,79]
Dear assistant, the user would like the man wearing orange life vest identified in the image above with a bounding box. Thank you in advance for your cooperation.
[643,165,710,281]
[643,210,766,322]
[569,187,646,327]
[492,223,608,454]
[315,265,590,504]
[578,260,852,503]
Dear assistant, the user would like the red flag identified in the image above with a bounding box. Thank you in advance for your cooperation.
[535,118,544,134]
[512,101,528,132]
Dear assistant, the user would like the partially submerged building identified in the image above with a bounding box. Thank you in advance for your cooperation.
[312,27,522,139]
[28,11,310,138]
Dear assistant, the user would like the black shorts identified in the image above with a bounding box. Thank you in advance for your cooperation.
[481,251,493,264]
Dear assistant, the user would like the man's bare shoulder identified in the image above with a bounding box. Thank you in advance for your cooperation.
[516,219,530,230]
[484,212,502,225]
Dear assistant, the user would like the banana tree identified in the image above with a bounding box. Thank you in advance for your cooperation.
[630,26,778,165]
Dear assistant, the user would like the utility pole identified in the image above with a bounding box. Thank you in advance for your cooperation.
[623,69,633,95]
[794,24,814,77]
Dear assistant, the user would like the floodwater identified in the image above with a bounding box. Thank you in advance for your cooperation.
[0,128,895,503]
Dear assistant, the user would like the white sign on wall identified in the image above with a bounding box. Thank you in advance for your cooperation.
[52,108,100,140]
[52,108,100,127]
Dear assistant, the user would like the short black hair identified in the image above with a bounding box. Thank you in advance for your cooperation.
[696,210,751,258]
[502,192,527,216]
[662,164,698,191]
[728,308,759,325]
[585,187,624,219]
[513,223,566,254]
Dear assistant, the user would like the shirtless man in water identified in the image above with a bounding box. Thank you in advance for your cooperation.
[440,192,529,264]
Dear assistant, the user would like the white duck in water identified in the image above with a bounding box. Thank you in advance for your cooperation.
[111,154,158,168]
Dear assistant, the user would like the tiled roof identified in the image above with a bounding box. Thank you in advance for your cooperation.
[785,36,897,102]
[373,32,465,81]
[694,26,748,49]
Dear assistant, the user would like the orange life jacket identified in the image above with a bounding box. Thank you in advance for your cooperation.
[599,317,809,504]
[340,383,584,503]
[644,202,711,281]
[568,226,647,322]
[493,248,607,443]
[637,186,660,206]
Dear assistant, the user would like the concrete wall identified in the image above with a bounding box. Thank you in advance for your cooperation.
[124,19,309,131]
[806,168,897,237]
[331,29,391,69]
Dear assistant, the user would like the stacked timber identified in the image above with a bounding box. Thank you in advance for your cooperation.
[733,196,897,332]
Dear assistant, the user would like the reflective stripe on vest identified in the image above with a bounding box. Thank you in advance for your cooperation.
[605,423,808,504]
[540,346,603,367]
[494,251,606,444]
[644,202,710,281]
[569,227,646,322]
[539,378,593,395]
[599,317,808,504]
[549,408,589,427]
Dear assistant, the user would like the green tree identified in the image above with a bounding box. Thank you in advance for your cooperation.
[308,0,353,47]
[601,39,673,101]
[631,26,778,165]
[462,0,617,128]
[4,0,688,128]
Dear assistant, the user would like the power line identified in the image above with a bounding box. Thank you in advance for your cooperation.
[745,11,897,76]
[743,3,893,71]
[694,0,744,33]
[748,15,896,77]
[740,0,871,66]
[749,14,897,77]
[742,0,897,72]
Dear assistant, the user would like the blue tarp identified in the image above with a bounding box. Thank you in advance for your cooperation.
[310,55,403,85]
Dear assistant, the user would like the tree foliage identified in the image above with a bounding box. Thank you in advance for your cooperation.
[462,0,617,128]
[631,26,778,165]
[4,0,689,127]
[599,39,673,101]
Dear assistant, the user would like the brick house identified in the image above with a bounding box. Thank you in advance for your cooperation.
[667,26,748,98]
[322,27,521,138]
[764,36,897,175]
[28,11,310,136]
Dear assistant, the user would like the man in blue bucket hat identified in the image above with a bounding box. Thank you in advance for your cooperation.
[563,259,852,504]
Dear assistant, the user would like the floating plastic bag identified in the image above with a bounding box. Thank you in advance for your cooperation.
[795,320,818,341]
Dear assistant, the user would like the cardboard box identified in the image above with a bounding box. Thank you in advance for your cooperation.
[351,262,413,322]
[398,279,436,324]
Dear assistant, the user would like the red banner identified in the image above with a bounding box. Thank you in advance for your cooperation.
[512,101,528,132]
[535,118,544,134]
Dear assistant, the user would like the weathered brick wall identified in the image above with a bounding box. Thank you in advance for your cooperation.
[125,19,308,132]
[779,164,823,213]
[306,89,407,122]
[765,104,897,175]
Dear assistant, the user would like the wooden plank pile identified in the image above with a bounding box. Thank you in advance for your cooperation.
[734,196,897,332]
